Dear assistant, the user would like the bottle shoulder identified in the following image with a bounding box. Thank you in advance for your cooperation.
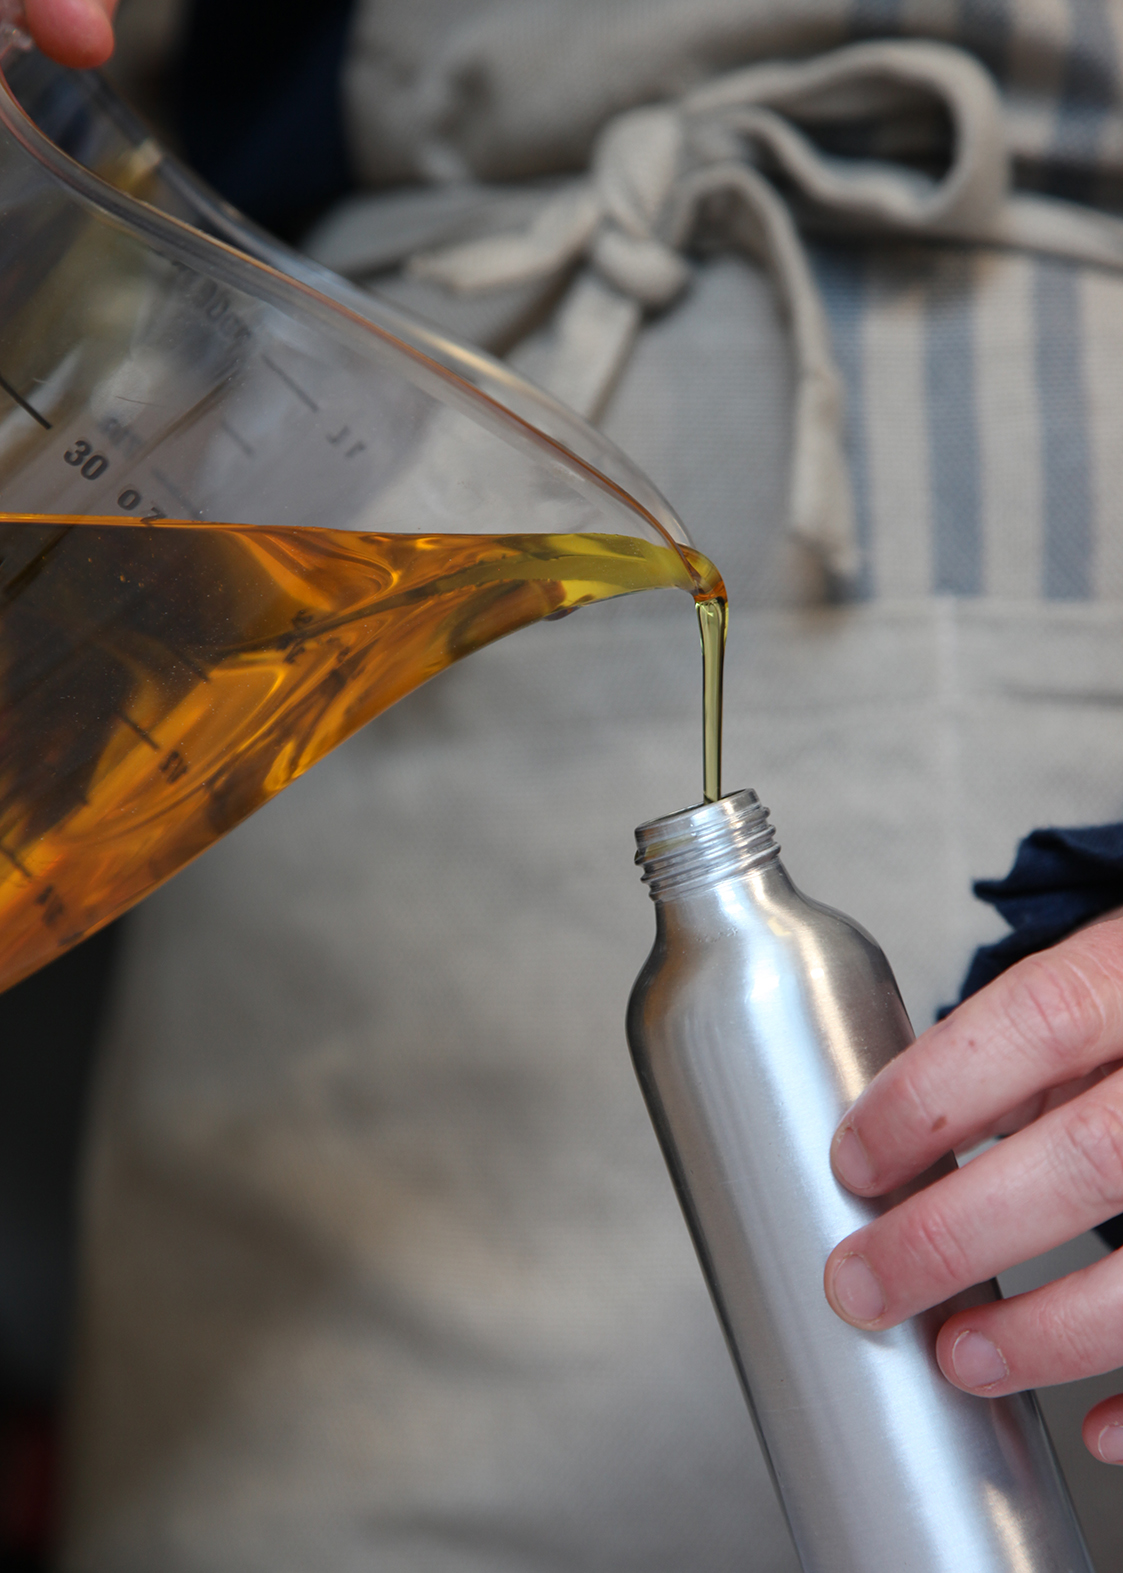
[629,863,912,1070]
[647,863,888,976]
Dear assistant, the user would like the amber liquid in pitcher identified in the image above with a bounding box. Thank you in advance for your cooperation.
[0,516,726,991]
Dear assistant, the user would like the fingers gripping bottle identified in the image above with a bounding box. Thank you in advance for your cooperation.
[627,790,1093,1573]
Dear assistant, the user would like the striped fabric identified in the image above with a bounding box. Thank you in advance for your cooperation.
[806,0,1123,603]
[850,0,1122,193]
[816,242,1123,602]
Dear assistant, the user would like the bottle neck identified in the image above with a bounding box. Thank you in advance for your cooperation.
[634,790,781,904]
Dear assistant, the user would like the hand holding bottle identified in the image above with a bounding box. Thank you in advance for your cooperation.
[824,915,1123,1464]
[22,0,116,68]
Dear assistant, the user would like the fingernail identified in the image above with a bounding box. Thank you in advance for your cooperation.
[833,1125,877,1191]
[1097,1424,1123,1464]
[951,1329,1008,1390]
[830,1254,886,1324]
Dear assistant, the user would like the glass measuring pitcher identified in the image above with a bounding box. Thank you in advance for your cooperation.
[0,30,722,993]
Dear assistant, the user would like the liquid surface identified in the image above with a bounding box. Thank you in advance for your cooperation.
[0,517,725,991]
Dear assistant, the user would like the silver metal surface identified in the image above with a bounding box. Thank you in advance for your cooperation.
[628,789,1093,1573]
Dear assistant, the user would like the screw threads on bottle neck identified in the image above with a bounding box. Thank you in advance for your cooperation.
[634,789,780,902]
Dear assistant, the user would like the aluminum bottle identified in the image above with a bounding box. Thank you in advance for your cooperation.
[627,789,1093,1573]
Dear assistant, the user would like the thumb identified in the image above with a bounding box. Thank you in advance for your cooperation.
[22,0,116,69]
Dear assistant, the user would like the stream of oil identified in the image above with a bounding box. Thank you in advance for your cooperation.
[0,516,726,992]
[697,597,727,807]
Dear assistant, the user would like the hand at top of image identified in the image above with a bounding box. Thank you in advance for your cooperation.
[21,0,116,69]
[823,914,1123,1464]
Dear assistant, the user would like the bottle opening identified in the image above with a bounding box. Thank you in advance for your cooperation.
[634,789,780,901]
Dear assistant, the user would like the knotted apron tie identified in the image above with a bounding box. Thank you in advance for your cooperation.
[411,39,1123,580]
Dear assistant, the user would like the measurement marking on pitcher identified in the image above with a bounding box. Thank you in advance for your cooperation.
[327,425,367,459]
[220,420,255,458]
[34,884,64,926]
[0,842,30,879]
[150,469,204,520]
[0,372,51,430]
[113,709,160,750]
[262,355,319,411]
[165,641,210,682]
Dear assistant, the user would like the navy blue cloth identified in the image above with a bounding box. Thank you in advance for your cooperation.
[951,822,1123,1250]
[174,0,357,241]
[957,823,1123,1001]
